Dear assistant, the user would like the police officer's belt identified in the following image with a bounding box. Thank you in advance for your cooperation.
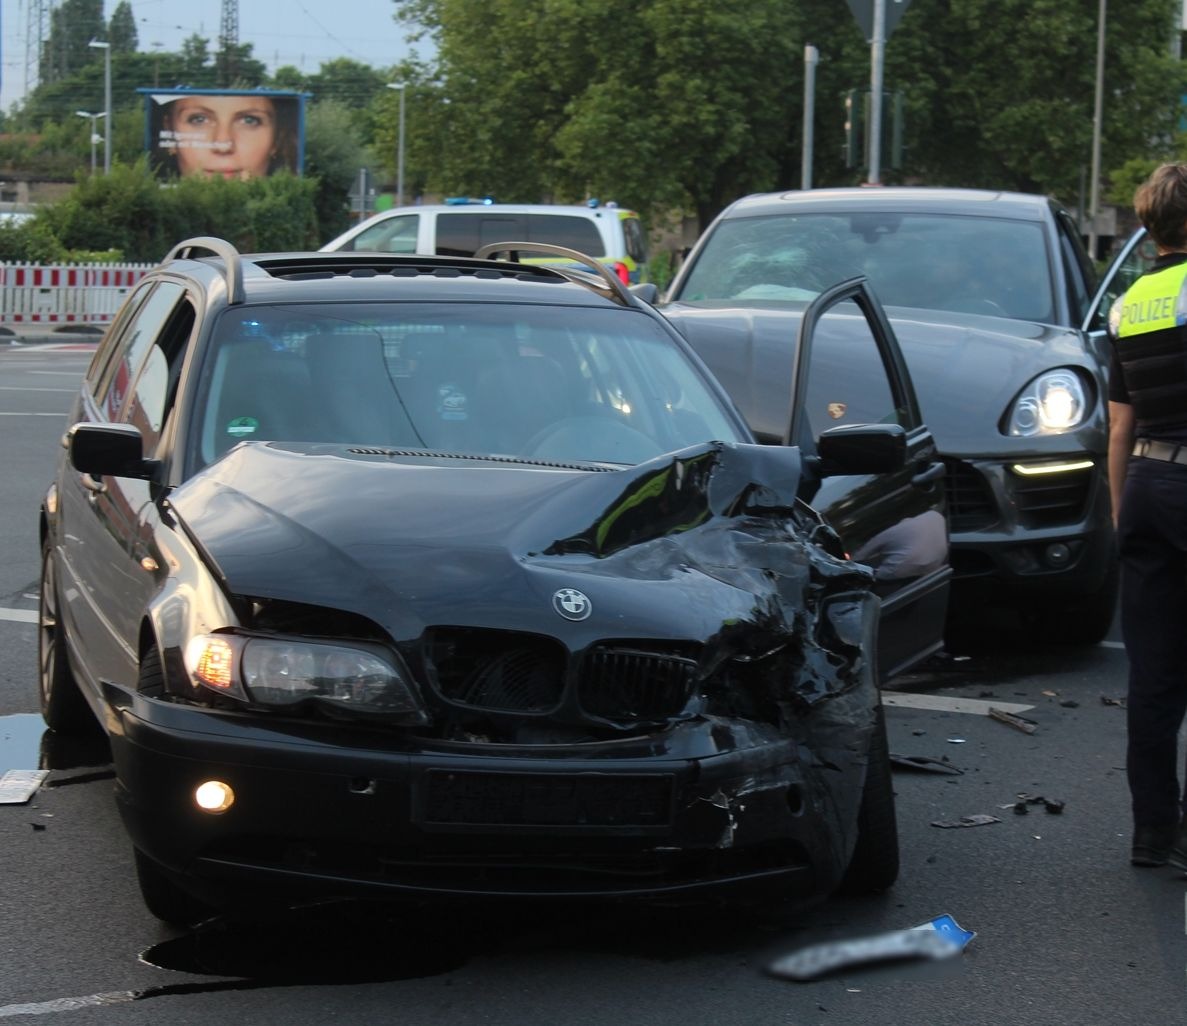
[1132,438,1187,465]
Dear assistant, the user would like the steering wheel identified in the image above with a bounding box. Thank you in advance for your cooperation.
[522,416,662,465]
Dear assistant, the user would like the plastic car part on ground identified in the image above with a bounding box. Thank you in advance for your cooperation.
[766,914,976,981]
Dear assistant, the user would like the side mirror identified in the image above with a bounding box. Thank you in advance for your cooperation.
[816,422,907,476]
[68,423,159,480]
[629,282,659,305]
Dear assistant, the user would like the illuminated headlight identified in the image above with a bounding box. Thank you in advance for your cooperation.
[1006,370,1088,437]
[184,634,428,724]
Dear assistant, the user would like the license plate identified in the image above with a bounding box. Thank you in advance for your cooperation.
[421,769,673,827]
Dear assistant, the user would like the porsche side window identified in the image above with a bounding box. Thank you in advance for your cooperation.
[96,282,186,422]
[802,300,900,447]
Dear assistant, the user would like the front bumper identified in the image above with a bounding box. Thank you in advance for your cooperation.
[107,687,875,908]
[943,455,1114,595]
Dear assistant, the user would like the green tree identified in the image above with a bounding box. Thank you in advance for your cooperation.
[304,100,372,239]
[108,2,138,55]
[395,0,1187,226]
[41,0,105,84]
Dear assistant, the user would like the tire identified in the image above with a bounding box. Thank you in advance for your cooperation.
[38,544,96,733]
[134,847,215,928]
[837,703,899,894]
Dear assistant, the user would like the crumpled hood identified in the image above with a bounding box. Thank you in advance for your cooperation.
[663,301,1105,457]
[167,441,870,653]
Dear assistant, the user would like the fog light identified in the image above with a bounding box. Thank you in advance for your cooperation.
[194,780,235,814]
[1043,543,1072,568]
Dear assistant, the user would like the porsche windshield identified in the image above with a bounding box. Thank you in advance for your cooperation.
[189,303,747,470]
[677,211,1056,323]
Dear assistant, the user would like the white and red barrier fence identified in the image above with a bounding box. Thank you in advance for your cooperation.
[0,262,154,327]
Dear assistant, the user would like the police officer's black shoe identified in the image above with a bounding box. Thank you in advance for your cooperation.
[1131,825,1176,867]
[1167,819,1187,871]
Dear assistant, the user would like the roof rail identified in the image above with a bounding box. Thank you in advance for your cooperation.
[473,241,632,307]
[161,236,245,305]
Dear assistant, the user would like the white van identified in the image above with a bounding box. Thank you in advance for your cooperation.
[320,199,650,284]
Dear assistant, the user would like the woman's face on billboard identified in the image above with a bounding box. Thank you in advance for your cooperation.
[164,96,278,179]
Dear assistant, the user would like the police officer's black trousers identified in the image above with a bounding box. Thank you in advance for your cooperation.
[1118,456,1187,830]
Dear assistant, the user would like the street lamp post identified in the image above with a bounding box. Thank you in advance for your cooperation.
[387,82,406,207]
[87,40,111,174]
[75,110,107,174]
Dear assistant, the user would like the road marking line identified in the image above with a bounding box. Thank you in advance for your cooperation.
[0,608,37,623]
[883,693,1034,715]
[0,992,135,1017]
[1099,640,1125,650]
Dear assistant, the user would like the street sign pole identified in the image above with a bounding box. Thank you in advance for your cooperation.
[803,44,818,190]
[868,0,885,185]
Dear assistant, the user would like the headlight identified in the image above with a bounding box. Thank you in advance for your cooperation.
[184,633,428,724]
[1005,369,1088,437]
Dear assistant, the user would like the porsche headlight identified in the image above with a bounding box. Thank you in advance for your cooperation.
[185,633,428,723]
[1006,370,1088,437]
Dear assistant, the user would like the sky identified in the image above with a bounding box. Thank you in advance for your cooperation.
[0,0,429,111]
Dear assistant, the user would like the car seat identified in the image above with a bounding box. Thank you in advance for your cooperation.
[207,338,316,459]
[302,328,408,446]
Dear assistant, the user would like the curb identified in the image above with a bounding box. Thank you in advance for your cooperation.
[2,327,104,346]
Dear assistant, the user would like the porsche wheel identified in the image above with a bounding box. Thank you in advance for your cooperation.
[39,544,95,733]
[837,703,899,894]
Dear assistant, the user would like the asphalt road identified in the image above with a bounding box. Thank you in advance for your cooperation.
[0,339,1183,1025]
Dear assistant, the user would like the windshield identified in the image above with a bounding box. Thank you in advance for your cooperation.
[676,211,1056,323]
[189,303,747,471]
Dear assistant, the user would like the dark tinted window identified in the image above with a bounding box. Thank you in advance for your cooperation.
[526,215,604,255]
[434,212,604,257]
[435,213,526,256]
[623,217,649,262]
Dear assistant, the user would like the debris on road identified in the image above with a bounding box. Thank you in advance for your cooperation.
[1101,695,1126,708]
[890,753,964,775]
[988,707,1038,734]
[931,814,1000,829]
[0,770,49,804]
[766,914,976,982]
[1000,793,1066,815]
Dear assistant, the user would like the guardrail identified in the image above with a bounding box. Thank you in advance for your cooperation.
[0,261,154,326]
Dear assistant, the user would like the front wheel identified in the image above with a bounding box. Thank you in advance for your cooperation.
[39,544,96,733]
[837,703,899,894]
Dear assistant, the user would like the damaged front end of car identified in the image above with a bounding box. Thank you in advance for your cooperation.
[111,441,884,907]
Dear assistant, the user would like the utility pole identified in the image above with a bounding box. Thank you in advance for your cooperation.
[868,0,885,185]
[802,45,818,190]
[1088,0,1107,260]
[219,0,240,86]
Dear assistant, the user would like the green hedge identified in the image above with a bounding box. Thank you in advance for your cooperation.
[0,160,322,264]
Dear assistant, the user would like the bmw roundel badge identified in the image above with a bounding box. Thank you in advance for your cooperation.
[552,588,592,621]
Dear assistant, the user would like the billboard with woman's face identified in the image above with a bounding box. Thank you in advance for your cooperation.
[139,88,307,180]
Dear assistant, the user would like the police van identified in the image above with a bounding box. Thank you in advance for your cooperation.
[320,199,650,284]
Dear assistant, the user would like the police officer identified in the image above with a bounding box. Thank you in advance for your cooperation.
[1108,163,1187,868]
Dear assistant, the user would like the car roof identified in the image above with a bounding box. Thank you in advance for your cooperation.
[354,202,639,219]
[719,187,1054,222]
[158,244,641,310]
